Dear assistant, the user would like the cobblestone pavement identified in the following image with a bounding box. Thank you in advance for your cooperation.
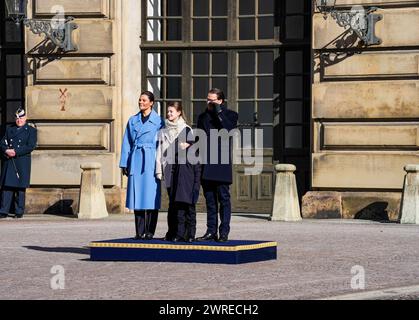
[379,295,419,300]
[0,214,419,300]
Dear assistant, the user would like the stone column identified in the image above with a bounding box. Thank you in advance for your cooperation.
[399,164,419,224]
[78,163,109,219]
[271,164,302,222]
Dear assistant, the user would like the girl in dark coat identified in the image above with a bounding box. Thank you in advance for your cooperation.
[156,102,201,242]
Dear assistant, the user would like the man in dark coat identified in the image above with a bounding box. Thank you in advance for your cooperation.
[196,89,238,242]
[0,108,37,219]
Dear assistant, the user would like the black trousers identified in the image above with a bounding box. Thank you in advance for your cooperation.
[175,202,197,240]
[134,210,159,237]
[165,188,177,239]
[202,180,232,237]
[0,187,26,217]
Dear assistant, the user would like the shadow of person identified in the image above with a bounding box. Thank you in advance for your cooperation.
[43,200,76,216]
[235,214,271,221]
[354,202,391,222]
[23,246,89,255]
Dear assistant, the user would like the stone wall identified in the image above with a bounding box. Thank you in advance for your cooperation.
[24,0,143,213]
[308,0,419,219]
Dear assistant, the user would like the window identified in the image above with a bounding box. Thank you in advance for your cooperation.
[193,0,228,41]
[142,0,278,145]
[141,0,312,197]
[192,51,228,123]
[238,0,275,40]
[147,0,183,41]
[238,50,275,148]
[146,52,183,115]
[281,0,311,42]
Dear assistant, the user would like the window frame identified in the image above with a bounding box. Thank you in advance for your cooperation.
[141,0,313,195]
[141,0,280,124]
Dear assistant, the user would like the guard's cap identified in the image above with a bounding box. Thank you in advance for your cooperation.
[15,107,26,119]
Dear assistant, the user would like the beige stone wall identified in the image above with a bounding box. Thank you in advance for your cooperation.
[33,57,112,84]
[24,0,141,213]
[312,0,419,191]
[37,123,111,150]
[26,0,119,188]
[316,51,419,81]
[33,0,111,18]
[314,8,419,49]
[332,0,419,6]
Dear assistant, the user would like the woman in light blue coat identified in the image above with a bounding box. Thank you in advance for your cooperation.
[120,91,165,240]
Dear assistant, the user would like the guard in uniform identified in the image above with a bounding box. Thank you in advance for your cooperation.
[0,108,37,219]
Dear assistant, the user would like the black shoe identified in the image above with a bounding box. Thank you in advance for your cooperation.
[172,236,185,243]
[164,234,174,242]
[144,233,154,241]
[0,215,8,219]
[14,215,23,219]
[133,235,142,240]
[187,238,195,243]
[196,233,218,242]
[217,235,229,243]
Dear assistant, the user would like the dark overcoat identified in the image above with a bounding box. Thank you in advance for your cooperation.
[168,127,201,205]
[197,105,238,185]
[0,124,38,189]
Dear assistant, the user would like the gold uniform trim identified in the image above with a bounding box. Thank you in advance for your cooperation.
[89,242,277,252]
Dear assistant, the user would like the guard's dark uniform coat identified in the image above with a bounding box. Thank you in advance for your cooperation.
[0,124,38,189]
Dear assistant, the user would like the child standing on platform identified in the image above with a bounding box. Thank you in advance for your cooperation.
[156,102,201,242]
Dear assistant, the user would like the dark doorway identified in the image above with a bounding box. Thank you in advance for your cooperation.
[274,0,312,200]
[0,2,26,136]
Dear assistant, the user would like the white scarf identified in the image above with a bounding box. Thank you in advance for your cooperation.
[163,117,188,144]
[156,117,191,184]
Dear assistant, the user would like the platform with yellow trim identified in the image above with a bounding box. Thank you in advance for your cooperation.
[89,239,277,264]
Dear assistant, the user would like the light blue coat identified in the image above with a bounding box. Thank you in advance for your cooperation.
[120,110,165,210]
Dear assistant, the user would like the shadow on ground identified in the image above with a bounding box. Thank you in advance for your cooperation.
[23,246,89,255]
[235,214,270,221]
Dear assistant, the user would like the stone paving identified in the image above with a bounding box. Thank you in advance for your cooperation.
[0,213,419,300]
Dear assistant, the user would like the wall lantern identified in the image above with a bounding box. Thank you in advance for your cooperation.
[314,0,382,46]
[5,0,78,52]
